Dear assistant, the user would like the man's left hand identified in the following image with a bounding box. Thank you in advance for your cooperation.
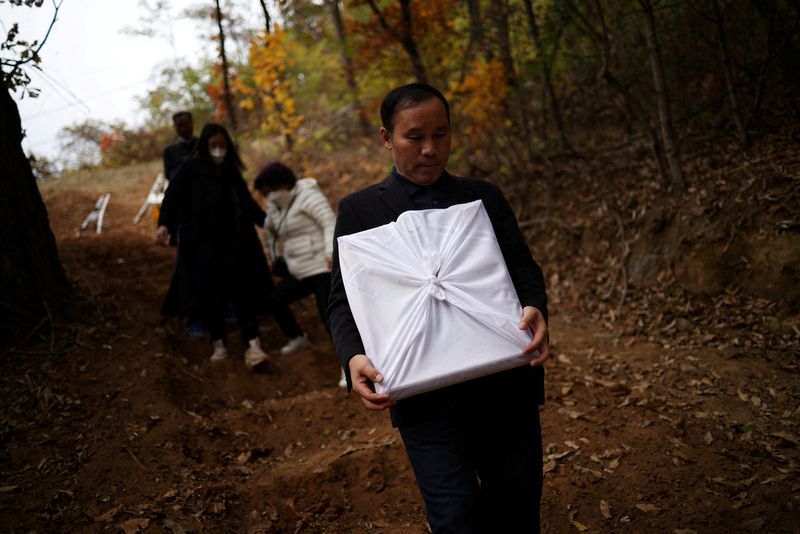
[519,306,549,366]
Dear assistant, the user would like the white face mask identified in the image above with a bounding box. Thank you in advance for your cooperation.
[210,147,226,164]
[268,190,293,209]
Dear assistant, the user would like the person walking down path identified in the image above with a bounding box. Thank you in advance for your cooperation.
[155,123,302,369]
[328,84,550,532]
[161,110,203,336]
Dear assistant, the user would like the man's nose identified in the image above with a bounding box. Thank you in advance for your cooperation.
[421,140,437,157]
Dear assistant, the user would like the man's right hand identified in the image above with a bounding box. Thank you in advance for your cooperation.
[155,225,170,246]
[348,354,395,411]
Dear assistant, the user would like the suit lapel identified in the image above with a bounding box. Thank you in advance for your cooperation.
[378,173,415,216]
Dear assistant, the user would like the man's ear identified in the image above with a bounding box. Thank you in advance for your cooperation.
[379,127,392,150]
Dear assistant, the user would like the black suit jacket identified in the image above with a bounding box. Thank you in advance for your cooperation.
[163,137,197,181]
[328,172,548,426]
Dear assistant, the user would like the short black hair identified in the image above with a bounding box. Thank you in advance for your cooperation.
[172,110,192,122]
[254,161,297,192]
[380,83,450,134]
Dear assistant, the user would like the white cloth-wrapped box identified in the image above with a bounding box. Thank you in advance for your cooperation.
[337,200,533,400]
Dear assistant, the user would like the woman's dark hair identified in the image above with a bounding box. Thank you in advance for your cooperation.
[379,83,450,135]
[254,161,297,192]
[194,122,244,170]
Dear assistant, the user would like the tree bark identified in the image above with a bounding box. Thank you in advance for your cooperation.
[214,0,238,131]
[366,0,428,83]
[712,0,747,146]
[326,0,370,134]
[640,0,684,191]
[0,84,70,342]
[490,0,517,89]
[523,0,571,152]
[259,0,271,36]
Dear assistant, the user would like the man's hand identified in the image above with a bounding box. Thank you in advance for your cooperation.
[348,354,395,410]
[519,306,549,366]
[155,225,170,246]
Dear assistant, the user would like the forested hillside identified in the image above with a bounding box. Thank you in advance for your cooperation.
[2,1,799,532]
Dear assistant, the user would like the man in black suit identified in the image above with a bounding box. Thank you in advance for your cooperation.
[162,111,197,182]
[328,84,550,533]
[161,110,201,335]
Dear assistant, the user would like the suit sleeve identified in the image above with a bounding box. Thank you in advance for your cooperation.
[158,160,190,233]
[487,183,548,322]
[327,197,367,388]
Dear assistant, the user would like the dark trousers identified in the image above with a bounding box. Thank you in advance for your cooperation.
[205,303,258,343]
[272,272,332,332]
[205,287,304,344]
[399,404,542,534]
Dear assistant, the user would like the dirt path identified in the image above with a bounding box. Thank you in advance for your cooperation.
[1,169,797,533]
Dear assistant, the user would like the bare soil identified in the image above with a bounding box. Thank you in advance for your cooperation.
[1,157,798,533]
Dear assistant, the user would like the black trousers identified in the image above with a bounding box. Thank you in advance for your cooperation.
[399,400,542,534]
[272,272,332,332]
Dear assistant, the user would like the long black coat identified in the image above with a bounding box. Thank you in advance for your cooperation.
[158,157,272,318]
[328,171,548,427]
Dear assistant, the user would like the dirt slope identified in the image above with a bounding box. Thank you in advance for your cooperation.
[1,160,798,533]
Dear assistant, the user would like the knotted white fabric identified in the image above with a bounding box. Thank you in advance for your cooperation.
[338,200,533,400]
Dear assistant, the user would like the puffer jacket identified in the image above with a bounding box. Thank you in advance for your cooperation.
[264,178,336,280]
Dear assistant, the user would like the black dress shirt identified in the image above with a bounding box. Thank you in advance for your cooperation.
[392,167,453,210]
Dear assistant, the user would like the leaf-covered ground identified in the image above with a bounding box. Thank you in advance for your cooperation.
[1,133,798,532]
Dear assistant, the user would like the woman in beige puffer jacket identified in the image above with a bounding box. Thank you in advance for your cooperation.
[257,162,337,359]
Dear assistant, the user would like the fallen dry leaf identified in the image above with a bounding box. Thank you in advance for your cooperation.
[94,505,121,522]
[770,431,799,446]
[600,499,612,519]
[543,460,557,473]
[704,431,713,445]
[636,503,660,513]
[571,519,589,531]
[119,518,150,534]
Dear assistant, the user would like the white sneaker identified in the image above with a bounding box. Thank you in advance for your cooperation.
[338,369,347,389]
[244,338,270,370]
[210,340,228,361]
[280,333,311,355]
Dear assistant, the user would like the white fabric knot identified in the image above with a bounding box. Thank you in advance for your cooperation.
[426,275,446,301]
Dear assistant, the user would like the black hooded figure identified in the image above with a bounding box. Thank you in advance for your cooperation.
[157,123,302,366]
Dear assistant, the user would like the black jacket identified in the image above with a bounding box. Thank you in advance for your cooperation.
[328,172,548,426]
[158,157,272,317]
[162,137,197,181]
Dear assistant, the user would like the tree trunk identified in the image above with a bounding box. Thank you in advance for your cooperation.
[366,0,428,83]
[712,0,747,146]
[523,0,572,152]
[214,0,238,132]
[490,0,517,89]
[259,0,271,36]
[0,84,70,342]
[458,0,491,83]
[640,0,684,191]
[326,0,370,134]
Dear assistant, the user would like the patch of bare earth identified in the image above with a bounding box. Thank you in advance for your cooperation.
[1,157,798,533]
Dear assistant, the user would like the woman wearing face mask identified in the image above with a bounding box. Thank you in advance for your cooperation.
[255,162,343,382]
[156,123,303,369]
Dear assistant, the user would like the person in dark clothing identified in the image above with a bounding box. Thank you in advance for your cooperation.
[156,123,303,369]
[163,111,197,182]
[162,110,201,334]
[327,84,550,533]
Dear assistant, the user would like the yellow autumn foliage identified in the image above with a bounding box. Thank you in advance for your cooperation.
[449,59,509,139]
[239,26,304,144]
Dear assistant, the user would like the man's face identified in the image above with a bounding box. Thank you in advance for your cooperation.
[380,98,451,187]
[173,115,193,140]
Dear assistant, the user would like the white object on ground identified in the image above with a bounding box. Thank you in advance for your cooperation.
[337,200,533,401]
[80,193,111,234]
